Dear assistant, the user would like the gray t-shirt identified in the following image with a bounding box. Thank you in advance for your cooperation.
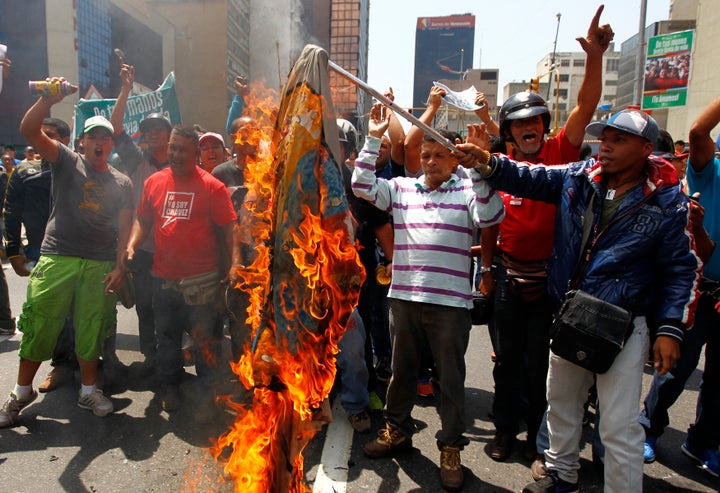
[41,143,134,261]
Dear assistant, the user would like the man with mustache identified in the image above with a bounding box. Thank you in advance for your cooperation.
[481,6,614,468]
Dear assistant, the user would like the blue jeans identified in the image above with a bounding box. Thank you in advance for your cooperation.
[685,293,720,450]
[639,292,719,451]
[153,276,223,387]
[337,310,369,414]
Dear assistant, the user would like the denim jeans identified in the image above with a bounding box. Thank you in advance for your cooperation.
[639,292,719,452]
[153,276,223,387]
[336,310,369,414]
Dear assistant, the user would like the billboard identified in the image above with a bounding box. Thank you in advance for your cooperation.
[642,30,694,110]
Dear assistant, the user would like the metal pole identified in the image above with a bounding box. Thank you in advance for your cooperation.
[547,13,561,101]
[633,0,648,106]
[328,60,462,153]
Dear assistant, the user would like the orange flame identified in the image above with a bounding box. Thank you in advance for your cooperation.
[208,79,364,492]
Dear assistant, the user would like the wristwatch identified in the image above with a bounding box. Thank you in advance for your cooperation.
[480,266,493,274]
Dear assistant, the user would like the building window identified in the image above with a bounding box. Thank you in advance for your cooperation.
[605,79,618,86]
[573,59,585,67]
[480,71,497,80]
[559,74,569,82]
[554,88,568,98]
[606,58,619,72]
[560,59,570,67]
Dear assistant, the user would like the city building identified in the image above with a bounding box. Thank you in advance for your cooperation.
[533,45,620,130]
[0,0,369,147]
[412,14,475,114]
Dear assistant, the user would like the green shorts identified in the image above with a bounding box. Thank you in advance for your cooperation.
[18,254,117,362]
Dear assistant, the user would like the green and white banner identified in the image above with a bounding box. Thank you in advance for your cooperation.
[73,72,181,142]
[642,30,694,110]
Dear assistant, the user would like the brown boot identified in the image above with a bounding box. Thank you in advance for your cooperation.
[440,445,464,491]
[487,431,515,461]
[363,424,412,458]
[38,366,73,393]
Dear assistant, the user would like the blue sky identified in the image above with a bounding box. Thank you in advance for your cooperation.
[367,1,671,109]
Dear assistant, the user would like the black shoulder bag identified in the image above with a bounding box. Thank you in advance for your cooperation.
[549,195,634,374]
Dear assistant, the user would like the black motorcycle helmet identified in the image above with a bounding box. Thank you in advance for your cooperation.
[139,112,173,134]
[498,91,551,142]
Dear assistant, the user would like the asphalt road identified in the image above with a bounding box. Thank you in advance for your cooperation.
[0,262,717,492]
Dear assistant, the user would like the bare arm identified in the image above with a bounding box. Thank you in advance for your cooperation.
[125,215,152,267]
[374,222,394,261]
[688,95,720,172]
[404,86,445,176]
[19,78,77,163]
[474,92,500,137]
[110,64,134,136]
[563,5,614,147]
[384,88,406,165]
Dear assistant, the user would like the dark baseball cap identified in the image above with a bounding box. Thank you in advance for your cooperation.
[586,109,659,144]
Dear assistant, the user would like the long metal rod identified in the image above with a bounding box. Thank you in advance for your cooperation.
[328,60,459,153]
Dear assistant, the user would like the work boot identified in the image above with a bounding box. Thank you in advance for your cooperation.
[348,410,371,433]
[363,424,412,458]
[38,365,73,393]
[487,431,514,461]
[439,445,464,491]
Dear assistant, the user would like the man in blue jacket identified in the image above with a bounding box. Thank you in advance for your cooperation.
[459,109,700,493]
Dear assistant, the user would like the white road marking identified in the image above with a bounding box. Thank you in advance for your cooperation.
[313,398,353,493]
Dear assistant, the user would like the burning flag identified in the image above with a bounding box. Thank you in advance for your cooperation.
[211,45,365,492]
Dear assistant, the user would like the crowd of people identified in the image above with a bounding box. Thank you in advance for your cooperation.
[0,4,718,493]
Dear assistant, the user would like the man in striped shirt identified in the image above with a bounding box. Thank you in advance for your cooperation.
[353,103,504,491]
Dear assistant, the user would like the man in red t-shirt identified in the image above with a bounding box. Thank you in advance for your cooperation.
[126,125,237,417]
[481,5,614,467]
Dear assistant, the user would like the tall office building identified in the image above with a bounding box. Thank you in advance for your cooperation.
[328,0,370,126]
[412,14,475,112]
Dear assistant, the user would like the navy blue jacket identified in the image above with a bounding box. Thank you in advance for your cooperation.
[484,154,700,341]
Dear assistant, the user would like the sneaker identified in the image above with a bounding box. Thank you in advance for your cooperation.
[0,325,15,336]
[522,470,578,493]
[363,424,412,458]
[348,410,371,433]
[681,441,719,477]
[487,431,515,461]
[643,435,657,463]
[440,445,464,491]
[531,454,548,481]
[38,365,73,393]
[77,388,113,417]
[417,378,434,397]
[0,391,38,428]
[368,391,383,413]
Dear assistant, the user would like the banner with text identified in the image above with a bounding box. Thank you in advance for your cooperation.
[73,72,181,142]
[643,30,694,110]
